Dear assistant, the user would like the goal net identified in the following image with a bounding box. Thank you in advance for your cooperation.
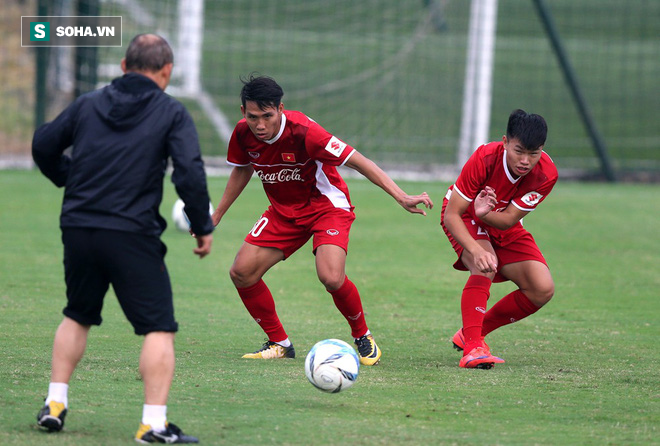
[5,0,658,179]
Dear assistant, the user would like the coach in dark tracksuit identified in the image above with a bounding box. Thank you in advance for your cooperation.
[32,34,211,443]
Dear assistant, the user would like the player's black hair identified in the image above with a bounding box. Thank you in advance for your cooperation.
[506,109,548,150]
[240,73,284,111]
[124,34,173,72]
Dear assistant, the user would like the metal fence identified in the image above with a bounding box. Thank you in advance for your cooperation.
[2,0,658,180]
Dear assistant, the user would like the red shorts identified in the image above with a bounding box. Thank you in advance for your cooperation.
[440,199,548,283]
[245,206,356,259]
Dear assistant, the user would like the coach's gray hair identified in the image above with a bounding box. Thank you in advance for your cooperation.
[124,34,173,72]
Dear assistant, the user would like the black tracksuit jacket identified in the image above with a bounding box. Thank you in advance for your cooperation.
[32,73,214,237]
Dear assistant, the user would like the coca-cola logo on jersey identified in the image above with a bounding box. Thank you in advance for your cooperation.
[256,168,304,184]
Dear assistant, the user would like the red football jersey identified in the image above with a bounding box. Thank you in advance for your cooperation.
[227,111,356,219]
[448,141,558,244]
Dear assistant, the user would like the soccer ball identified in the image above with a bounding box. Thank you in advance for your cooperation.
[171,199,214,232]
[304,339,360,393]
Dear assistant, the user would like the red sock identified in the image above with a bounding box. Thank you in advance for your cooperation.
[481,290,540,336]
[461,275,492,353]
[236,279,287,343]
[329,276,368,338]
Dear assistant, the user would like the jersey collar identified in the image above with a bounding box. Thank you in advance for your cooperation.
[503,150,522,184]
[264,113,287,145]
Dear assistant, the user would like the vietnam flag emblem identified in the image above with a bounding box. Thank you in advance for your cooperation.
[282,153,296,162]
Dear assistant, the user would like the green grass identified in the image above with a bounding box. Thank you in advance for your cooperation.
[1,169,658,445]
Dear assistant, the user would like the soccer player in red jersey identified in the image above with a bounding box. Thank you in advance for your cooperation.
[441,109,558,369]
[212,75,433,365]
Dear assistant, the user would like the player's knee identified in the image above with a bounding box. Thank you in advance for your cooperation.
[318,272,345,292]
[229,265,256,289]
[530,283,554,307]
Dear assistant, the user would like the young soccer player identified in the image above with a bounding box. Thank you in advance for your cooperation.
[211,75,433,365]
[441,109,558,369]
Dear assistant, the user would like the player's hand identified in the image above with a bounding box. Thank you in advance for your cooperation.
[193,233,213,258]
[400,192,434,216]
[473,248,498,273]
[474,186,497,218]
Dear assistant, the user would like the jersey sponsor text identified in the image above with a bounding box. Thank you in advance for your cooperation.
[255,168,304,184]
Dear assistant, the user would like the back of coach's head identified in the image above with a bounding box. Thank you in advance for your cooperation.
[121,34,173,90]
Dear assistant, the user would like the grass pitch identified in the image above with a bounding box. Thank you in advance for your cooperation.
[0,169,658,445]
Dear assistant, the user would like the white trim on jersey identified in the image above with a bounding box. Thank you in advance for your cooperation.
[314,160,351,211]
[512,200,536,212]
[227,161,251,167]
[502,150,522,184]
[452,185,472,202]
[340,148,356,166]
[264,113,287,145]
[252,160,309,168]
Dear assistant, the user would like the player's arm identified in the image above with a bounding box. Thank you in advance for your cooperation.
[168,107,215,237]
[481,173,557,229]
[212,165,254,226]
[344,151,433,215]
[444,192,498,272]
[32,102,77,187]
[479,203,529,230]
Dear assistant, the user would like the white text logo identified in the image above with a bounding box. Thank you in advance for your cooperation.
[256,168,304,184]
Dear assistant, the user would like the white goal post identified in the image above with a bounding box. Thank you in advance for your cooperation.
[174,0,233,144]
[176,0,204,96]
[457,0,498,167]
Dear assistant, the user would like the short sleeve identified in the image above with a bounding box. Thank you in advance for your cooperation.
[227,123,251,166]
[454,146,488,201]
[304,121,356,167]
[510,155,558,211]
[510,180,554,211]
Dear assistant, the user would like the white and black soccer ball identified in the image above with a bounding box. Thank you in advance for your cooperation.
[171,199,214,232]
[304,339,360,393]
